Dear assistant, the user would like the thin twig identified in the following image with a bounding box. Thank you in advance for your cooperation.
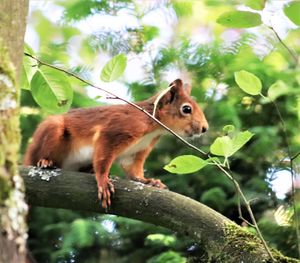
[269,26,298,66]
[24,52,276,261]
[271,99,300,258]
[152,84,174,117]
[24,52,207,157]
[261,92,300,258]
[291,151,300,161]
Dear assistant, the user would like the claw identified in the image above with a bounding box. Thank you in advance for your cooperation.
[108,182,115,193]
[97,178,114,210]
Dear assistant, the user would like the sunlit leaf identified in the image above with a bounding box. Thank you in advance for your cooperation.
[284,1,300,26]
[231,131,254,155]
[31,66,73,113]
[210,136,232,157]
[100,54,127,82]
[234,70,262,95]
[245,0,266,10]
[142,25,160,42]
[263,51,288,71]
[21,45,37,90]
[164,155,207,174]
[267,80,290,101]
[274,205,294,226]
[172,1,193,17]
[217,11,262,28]
[210,131,254,157]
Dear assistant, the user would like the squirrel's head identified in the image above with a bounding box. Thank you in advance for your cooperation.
[156,79,209,138]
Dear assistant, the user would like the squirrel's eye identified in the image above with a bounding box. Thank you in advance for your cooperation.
[181,104,192,115]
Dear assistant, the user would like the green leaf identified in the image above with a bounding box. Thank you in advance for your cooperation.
[21,45,37,90]
[234,70,262,95]
[30,66,73,113]
[231,131,254,155]
[142,25,160,42]
[267,80,290,101]
[245,0,266,11]
[100,54,127,82]
[164,155,208,174]
[172,1,193,17]
[284,1,300,26]
[210,131,254,157]
[217,11,262,28]
[210,136,232,157]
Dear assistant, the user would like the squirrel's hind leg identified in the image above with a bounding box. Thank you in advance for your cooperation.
[121,137,167,189]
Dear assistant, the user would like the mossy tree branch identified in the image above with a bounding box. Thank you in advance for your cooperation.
[21,166,298,263]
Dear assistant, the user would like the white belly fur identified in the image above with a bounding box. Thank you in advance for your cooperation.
[62,145,94,171]
[118,130,164,166]
[61,130,164,170]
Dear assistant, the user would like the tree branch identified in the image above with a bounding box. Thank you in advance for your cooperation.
[21,166,298,263]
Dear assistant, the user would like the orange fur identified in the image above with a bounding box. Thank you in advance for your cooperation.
[24,79,208,209]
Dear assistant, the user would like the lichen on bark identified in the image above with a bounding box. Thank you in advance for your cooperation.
[0,40,28,253]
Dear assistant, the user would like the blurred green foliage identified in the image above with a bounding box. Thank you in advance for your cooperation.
[22,0,300,262]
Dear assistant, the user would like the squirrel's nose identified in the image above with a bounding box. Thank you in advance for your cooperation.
[201,123,209,133]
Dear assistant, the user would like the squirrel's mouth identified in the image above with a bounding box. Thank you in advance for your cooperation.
[184,129,202,138]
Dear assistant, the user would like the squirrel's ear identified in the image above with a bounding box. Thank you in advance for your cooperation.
[183,83,192,95]
[159,79,183,107]
[169,79,183,89]
[165,79,183,104]
[159,79,184,106]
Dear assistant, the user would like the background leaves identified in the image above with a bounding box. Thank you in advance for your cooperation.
[100,53,127,82]
[217,11,262,28]
[30,66,73,113]
[22,0,300,261]
[234,70,262,95]
[284,1,300,26]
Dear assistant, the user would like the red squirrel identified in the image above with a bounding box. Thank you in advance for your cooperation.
[24,79,208,209]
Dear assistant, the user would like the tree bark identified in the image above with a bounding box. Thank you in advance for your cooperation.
[0,1,29,262]
[21,166,299,263]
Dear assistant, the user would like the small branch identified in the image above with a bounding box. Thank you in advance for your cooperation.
[269,26,298,66]
[291,151,300,161]
[270,97,300,258]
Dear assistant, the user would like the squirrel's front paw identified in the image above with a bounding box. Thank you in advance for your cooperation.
[37,158,54,169]
[97,178,115,210]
